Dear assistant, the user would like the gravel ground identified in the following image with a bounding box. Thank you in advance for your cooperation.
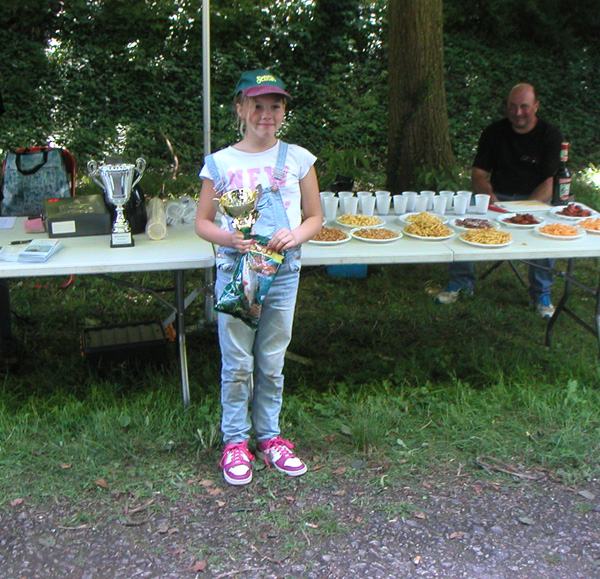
[1,461,599,579]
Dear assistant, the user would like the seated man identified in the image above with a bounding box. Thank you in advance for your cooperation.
[436,83,562,318]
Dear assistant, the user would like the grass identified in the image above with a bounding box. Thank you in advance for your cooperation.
[1,179,600,505]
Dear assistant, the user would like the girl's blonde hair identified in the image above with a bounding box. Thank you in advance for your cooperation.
[234,92,287,139]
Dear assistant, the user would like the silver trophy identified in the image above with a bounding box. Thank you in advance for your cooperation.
[88,158,146,247]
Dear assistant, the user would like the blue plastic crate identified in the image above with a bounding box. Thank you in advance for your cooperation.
[326,264,368,278]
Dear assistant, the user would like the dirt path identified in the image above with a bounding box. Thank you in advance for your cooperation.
[1,462,599,578]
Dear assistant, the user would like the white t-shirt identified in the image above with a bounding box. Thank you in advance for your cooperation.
[199,140,316,230]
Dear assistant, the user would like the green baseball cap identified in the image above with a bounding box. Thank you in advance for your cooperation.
[234,69,292,99]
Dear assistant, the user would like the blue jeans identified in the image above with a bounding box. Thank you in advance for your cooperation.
[216,266,300,445]
[447,193,553,302]
[447,259,554,302]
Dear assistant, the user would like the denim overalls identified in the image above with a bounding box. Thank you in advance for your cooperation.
[204,141,301,444]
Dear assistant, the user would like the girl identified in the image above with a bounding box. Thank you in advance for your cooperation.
[195,69,322,485]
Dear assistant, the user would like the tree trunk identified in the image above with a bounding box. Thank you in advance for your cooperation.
[386,0,456,193]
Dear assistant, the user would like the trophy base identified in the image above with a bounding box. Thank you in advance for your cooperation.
[111,231,135,247]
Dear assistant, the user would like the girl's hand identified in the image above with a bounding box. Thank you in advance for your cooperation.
[267,228,298,253]
[230,230,252,254]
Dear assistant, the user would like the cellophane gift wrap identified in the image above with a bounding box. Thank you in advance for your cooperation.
[215,234,283,329]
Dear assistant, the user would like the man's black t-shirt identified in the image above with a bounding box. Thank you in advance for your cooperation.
[472,117,562,197]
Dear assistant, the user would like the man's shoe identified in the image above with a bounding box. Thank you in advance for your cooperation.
[435,284,473,305]
[534,295,555,319]
[257,437,307,477]
[220,441,255,486]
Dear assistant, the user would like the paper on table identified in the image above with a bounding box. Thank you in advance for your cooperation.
[494,200,550,212]
[0,217,16,229]
[17,239,63,263]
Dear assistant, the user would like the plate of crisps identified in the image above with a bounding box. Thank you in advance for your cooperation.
[398,212,449,225]
[577,218,600,234]
[335,213,383,228]
[402,226,455,241]
[535,223,586,240]
[308,226,351,245]
[458,228,513,248]
[350,227,402,243]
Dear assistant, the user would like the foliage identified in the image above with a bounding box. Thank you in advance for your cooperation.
[1,0,600,190]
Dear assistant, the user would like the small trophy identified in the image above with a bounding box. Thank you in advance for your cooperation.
[88,158,146,247]
[214,186,262,237]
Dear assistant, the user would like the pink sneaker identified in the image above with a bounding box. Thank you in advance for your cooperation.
[257,437,307,477]
[220,441,255,486]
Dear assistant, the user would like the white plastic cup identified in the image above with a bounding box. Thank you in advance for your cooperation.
[456,190,473,208]
[402,191,418,212]
[320,191,334,213]
[414,195,428,213]
[323,196,339,221]
[375,191,391,215]
[420,190,436,210]
[432,195,447,215]
[358,193,374,214]
[393,194,408,215]
[361,195,376,216]
[342,195,359,214]
[338,191,354,200]
[439,190,455,212]
[474,194,491,214]
[453,196,468,215]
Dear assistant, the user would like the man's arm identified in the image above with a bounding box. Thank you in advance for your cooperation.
[471,167,498,203]
[529,176,553,202]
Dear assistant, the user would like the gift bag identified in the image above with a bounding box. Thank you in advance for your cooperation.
[1,147,75,216]
[215,235,284,329]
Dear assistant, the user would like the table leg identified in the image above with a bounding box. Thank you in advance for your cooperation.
[545,258,573,347]
[174,269,191,408]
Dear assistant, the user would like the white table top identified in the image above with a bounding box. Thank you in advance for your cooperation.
[3,206,600,279]
[302,207,600,266]
[0,219,215,278]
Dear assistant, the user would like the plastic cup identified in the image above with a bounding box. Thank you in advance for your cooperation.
[456,190,473,208]
[322,196,339,221]
[361,195,376,216]
[420,190,436,210]
[474,194,491,214]
[358,193,374,214]
[393,194,408,215]
[432,195,447,215]
[341,195,359,214]
[375,191,391,215]
[402,191,418,212]
[439,190,455,212]
[414,195,428,213]
[338,191,354,200]
[453,196,468,215]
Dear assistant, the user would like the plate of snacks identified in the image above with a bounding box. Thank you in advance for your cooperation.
[398,211,449,225]
[450,217,500,231]
[497,212,545,228]
[350,227,402,243]
[335,213,383,228]
[577,217,600,234]
[549,203,597,220]
[535,223,586,240]
[308,226,351,245]
[402,212,454,240]
[459,228,513,248]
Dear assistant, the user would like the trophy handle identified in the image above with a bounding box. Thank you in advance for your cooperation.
[87,160,105,190]
[131,158,146,189]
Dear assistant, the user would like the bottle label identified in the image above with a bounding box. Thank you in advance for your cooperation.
[559,178,572,202]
